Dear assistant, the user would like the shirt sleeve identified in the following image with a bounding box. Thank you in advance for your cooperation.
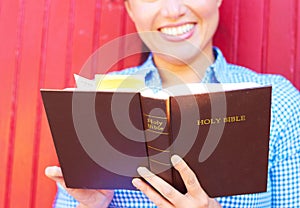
[269,77,300,207]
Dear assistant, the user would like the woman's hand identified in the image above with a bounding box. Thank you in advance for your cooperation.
[45,166,114,208]
[132,155,221,208]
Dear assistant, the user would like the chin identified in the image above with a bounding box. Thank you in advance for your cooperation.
[162,45,208,63]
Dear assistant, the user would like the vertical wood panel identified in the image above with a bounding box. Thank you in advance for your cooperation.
[260,0,271,74]
[237,1,265,72]
[120,3,143,69]
[43,0,69,89]
[34,0,72,206]
[97,0,124,73]
[75,0,124,78]
[289,0,297,87]
[117,1,130,70]
[265,0,295,80]
[92,0,102,53]
[98,0,123,46]
[216,0,300,89]
[34,116,58,207]
[1,0,25,207]
[64,0,75,87]
[8,0,45,207]
[0,0,3,16]
[29,0,56,207]
[0,0,20,206]
[214,0,239,62]
[70,0,96,85]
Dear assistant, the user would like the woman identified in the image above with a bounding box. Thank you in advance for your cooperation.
[46,0,300,207]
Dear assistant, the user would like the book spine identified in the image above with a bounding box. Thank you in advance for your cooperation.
[140,96,173,184]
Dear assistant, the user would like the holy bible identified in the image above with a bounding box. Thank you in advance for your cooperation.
[41,78,271,198]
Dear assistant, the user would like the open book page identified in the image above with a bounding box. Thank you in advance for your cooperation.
[74,74,145,92]
[140,82,263,99]
[75,74,265,97]
[74,74,97,90]
[95,74,145,92]
[165,83,262,96]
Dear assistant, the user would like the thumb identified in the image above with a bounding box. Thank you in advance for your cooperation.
[45,166,63,181]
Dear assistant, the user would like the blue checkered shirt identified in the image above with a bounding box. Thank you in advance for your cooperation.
[53,48,300,207]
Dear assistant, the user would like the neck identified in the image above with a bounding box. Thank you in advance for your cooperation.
[152,47,215,88]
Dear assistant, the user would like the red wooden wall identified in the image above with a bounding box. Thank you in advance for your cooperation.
[215,0,300,87]
[0,0,299,208]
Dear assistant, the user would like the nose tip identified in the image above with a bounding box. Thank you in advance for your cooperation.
[161,0,187,19]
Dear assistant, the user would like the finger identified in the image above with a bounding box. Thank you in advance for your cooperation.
[45,166,62,178]
[132,178,173,208]
[45,166,72,192]
[45,166,65,185]
[99,190,114,197]
[45,166,113,207]
[171,155,206,198]
[137,167,183,206]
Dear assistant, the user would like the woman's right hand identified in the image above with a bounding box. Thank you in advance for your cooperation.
[45,166,114,208]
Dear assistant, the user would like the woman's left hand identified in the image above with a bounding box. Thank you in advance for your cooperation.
[132,155,221,208]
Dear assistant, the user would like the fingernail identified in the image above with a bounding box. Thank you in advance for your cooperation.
[132,178,142,188]
[171,155,182,166]
[45,166,59,176]
[45,166,54,176]
[45,167,50,175]
[137,167,153,178]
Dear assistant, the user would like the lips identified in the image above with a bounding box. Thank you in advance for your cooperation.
[159,23,195,41]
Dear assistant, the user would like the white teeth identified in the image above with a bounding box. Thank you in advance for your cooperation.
[160,23,194,36]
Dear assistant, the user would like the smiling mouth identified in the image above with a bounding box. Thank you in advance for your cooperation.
[159,23,195,36]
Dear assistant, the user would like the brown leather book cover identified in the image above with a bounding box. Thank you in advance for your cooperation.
[41,85,271,197]
[41,90,148,189]
[170,87,271,197]
[140,96,173,185]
